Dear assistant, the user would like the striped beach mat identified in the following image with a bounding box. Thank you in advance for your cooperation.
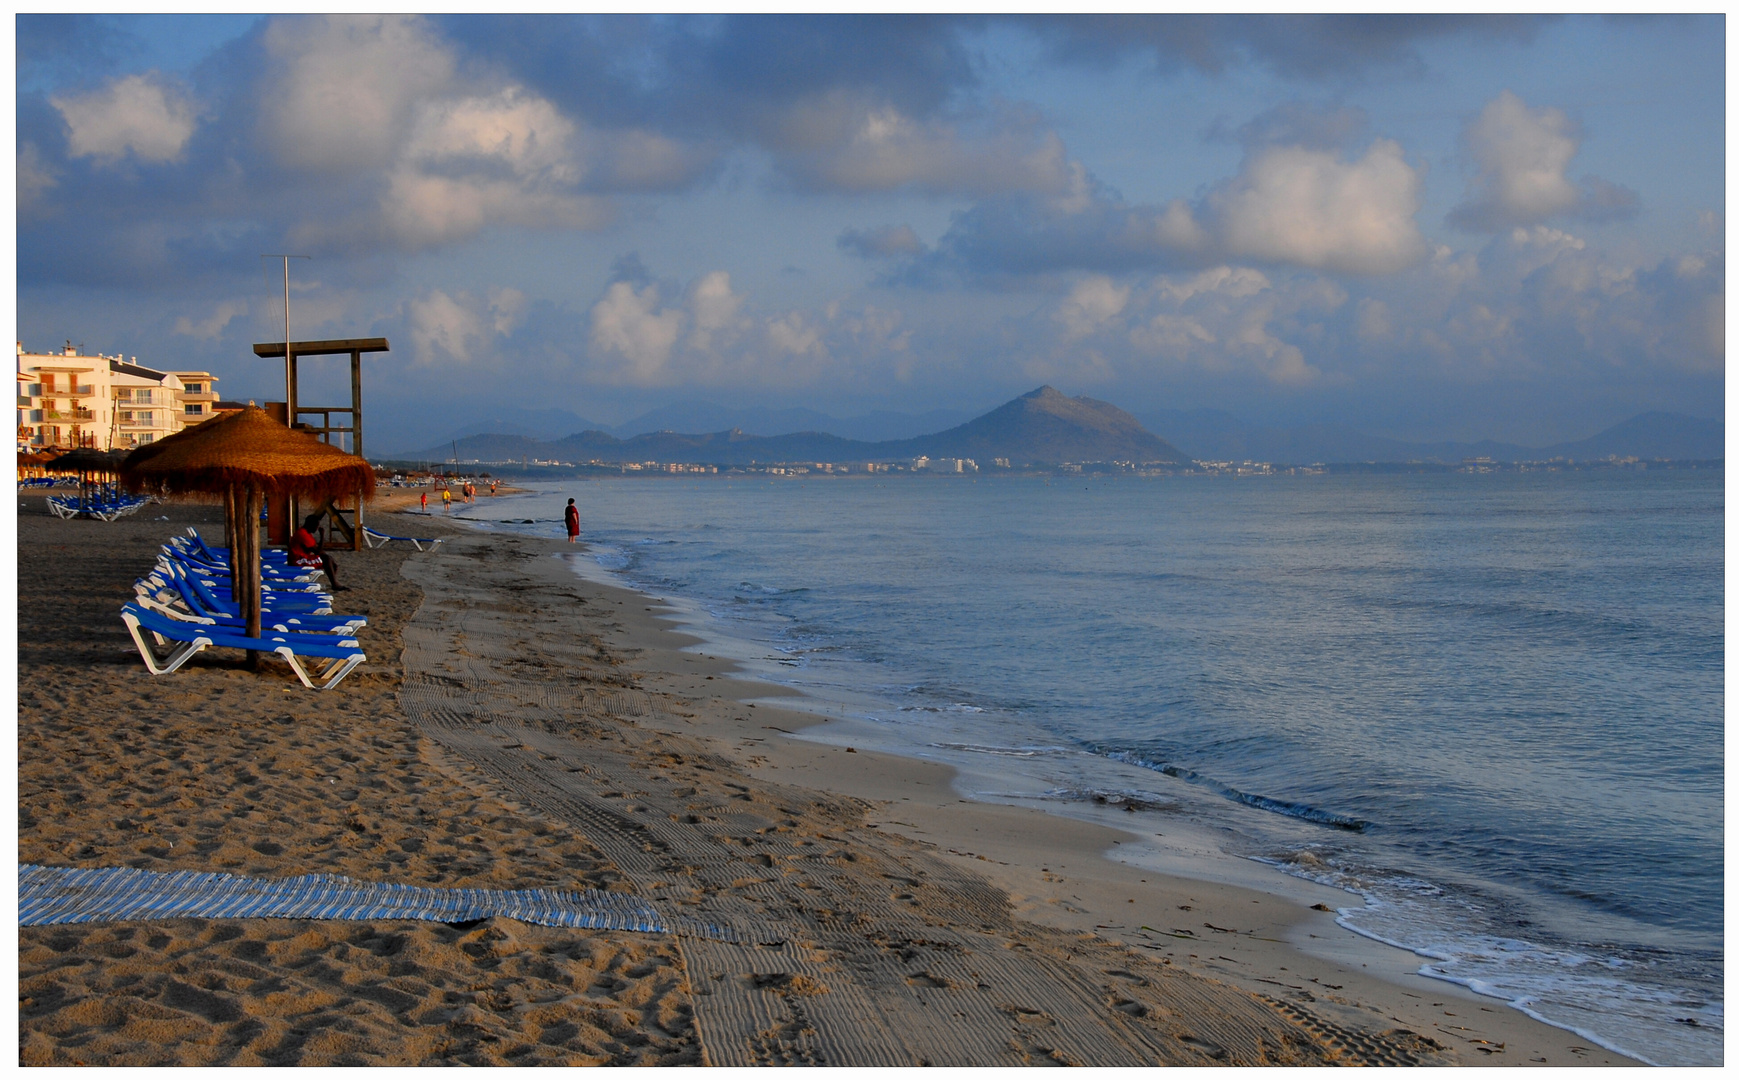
[18,864,667,933]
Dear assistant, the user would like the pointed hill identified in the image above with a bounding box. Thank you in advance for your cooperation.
[875,386,1187,464]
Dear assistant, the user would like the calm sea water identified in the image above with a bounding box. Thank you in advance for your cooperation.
[458,470,1722,1065]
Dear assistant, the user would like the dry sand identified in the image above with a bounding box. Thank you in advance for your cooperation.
[15,488,1636,1065]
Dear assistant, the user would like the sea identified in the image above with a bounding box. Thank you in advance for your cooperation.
[454,469,1723,1066]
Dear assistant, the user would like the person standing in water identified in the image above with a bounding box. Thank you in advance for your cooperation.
[442,488,451,513]
[565,498,581,543]
[420,490,428,514]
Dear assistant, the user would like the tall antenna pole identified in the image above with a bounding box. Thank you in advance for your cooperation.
[260,254,309,425]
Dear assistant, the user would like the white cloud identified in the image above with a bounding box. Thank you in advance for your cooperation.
[589,281,686,384]
[687,271,746,351]
[489,288,528,336]
[1041,265,1329,385]
[53,73,198,164]
[261,15,454,172]
[408,290,487,364]
[1056,276,1130,338]
[17,144,57,209]
[774,93,1079,197]
[174,300,248,341]
[263,17,622,251]
[765,312,826,358]
[1449,91,1638,231]
[1207,139,1426,275]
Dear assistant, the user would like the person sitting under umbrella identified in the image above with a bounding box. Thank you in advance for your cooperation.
[291,513,349,592]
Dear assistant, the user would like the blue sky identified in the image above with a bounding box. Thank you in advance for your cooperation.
[14,15,1725,451]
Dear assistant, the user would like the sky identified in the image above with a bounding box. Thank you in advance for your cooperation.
[13,14,1727,453]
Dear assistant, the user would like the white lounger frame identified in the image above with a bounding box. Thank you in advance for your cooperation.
[362,526,443,551]
[121,610,367,691]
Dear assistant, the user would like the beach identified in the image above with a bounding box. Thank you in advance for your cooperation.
[17,490,1638,1066]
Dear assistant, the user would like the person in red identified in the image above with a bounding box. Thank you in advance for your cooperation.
[564,498,580,543]
[291,513,348,592]
[420,491,428,514]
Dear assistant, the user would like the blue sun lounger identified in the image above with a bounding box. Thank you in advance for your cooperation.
[155,558,334,614]
[362,526,443,552]
[121,602,367,690]
[134,571,365,635]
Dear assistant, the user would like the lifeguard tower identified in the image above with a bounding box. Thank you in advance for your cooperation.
[254,336,389,549]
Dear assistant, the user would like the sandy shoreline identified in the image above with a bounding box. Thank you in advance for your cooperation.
[16,490,1635,1064]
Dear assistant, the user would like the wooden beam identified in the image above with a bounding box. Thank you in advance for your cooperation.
[253,337,390,358]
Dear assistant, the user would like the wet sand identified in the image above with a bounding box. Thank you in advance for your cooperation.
[15,490,1635,1065]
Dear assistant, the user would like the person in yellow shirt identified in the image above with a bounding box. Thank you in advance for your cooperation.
[442,488,452,513]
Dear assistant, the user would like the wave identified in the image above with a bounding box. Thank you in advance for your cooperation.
[929,742,1071,758]
[1100,748,1368,830]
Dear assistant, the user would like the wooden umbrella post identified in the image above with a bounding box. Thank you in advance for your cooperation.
[226,486,242,603]
[244,486,264,641]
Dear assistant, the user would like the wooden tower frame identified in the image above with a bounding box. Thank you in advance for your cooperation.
[253,337,390,550]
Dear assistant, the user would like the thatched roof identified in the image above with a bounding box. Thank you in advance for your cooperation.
[47,448,126,474]
[121,405,375,503]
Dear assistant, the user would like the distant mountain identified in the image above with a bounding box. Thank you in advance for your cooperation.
[877,386,1187,464]
[400,386,1187,466]
[1540,412,1724,461]
[1142,409,1723,464]
[615,403,973,442]
[446,407,608,443]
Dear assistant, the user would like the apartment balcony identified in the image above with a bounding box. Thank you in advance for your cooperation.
[41,385,95,397]
[178,390,219,402]
[44,408,96,422]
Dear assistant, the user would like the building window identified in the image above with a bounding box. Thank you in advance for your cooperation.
[185,383,204,393]
[139,433,155,444]
[184,403,203,415]
[119,411,134,423]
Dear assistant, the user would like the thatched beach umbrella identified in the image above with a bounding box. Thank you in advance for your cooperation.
[121,405,375,639]
[48,447,128,514]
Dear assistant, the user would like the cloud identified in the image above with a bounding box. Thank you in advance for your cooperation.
[915,111,1425,281]
[1206,138,1425,274]
[53,73,198,163]
[488,288,528,335]
[1055,276,1130,338]
[768,95,1079,197]
[838,224,927,259]
[260,15,455,173]
[17,144,58,209]
[173,300,247,341]
[408,290,488,364]
[1448,91,1638,231]
[1029,14,1548,80]
[687,271,748,352]
[404,287,531,365]
[588,280,687,384]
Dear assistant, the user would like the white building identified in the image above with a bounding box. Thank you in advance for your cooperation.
[17,342,219,451]
[921,457,978,473]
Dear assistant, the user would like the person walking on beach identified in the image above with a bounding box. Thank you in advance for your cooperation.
[420,491,428,514]
[442,488,452,513]
[565,498,581,543]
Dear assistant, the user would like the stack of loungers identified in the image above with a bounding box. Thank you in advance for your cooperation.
[47,491,153,520]
[121,528,368,690]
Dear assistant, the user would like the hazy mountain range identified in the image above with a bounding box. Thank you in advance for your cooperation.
[437,403,972,446]
[399,389,1723,466]
[407,387,1186,467]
